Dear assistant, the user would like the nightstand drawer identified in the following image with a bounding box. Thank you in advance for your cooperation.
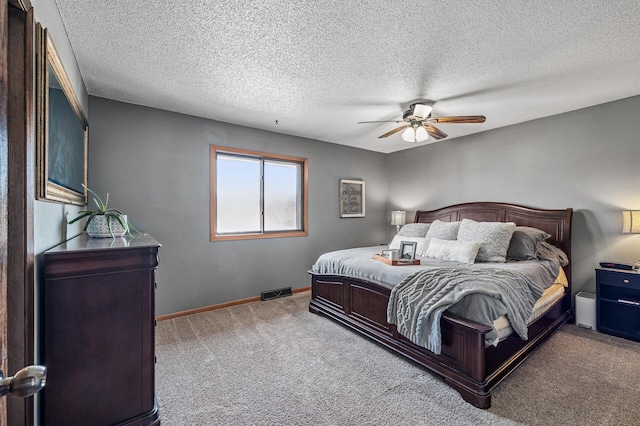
[597,269,640,288]
[598,285,640,304]
[599,299,640,339]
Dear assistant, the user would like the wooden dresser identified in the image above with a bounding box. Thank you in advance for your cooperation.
[42,233,161,426]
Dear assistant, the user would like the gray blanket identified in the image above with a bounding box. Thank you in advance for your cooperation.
[313,245,560,346]
[387,267,544,354]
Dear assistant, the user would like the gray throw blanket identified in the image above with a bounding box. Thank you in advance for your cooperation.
[387,267,544,354]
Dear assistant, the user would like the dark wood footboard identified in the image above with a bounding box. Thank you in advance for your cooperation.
[309,202,573,408]
[310,273,571,408]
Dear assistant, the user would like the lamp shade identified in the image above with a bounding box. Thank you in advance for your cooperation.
[401,127,415,142]
[622,210,640,233]
[415,126,428,142]
[391,210,406,226]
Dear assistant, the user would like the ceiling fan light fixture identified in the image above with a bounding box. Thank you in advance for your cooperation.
[412,104,433,119]
[415,126,429,142]
[401,125,429,143]
[401,127,415,142]
[359,102,483,142]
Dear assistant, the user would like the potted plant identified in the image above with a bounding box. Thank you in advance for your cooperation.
[68,185,138,238]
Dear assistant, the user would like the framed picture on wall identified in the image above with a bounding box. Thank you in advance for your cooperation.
[36,23,88,205]
[339,179,365,218]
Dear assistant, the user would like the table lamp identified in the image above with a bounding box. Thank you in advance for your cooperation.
[391,210,406,234]
[622,210,640,271]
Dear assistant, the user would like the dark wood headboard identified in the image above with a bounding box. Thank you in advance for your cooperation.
[414,202,573,285]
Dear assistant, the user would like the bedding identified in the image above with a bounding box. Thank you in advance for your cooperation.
[536,241,569,266]
[312,246,561,291]
[492,283,566,344]
[312,245,563,348]
[397,223,430,237]
[424,238,480,264]
[456,219,515,262]
[387,267,544,354]
[425,220,460,240]
[507,226,551,260]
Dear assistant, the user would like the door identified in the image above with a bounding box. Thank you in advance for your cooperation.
[1,0,10,423]
[2,1,41,425]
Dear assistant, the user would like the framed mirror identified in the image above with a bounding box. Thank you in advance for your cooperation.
[36,23,88,205]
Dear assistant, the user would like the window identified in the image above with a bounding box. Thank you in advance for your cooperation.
[210,145,308,240]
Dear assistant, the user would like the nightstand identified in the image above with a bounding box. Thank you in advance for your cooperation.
[596,268,640,342]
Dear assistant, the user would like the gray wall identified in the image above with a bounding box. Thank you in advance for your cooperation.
[90,94,640,314]
[31,2,89,424]
[88,97,389,315]
[388,95,640,296]
[32,0,89,256]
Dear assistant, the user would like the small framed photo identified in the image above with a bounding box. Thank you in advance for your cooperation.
[400,241,417,260]
[339,179,365,218]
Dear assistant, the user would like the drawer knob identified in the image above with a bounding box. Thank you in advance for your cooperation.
[624,279,630,284]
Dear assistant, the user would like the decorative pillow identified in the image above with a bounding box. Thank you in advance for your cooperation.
[425,220,460,240]
[397,223,430,237]
[415,238,431,257]
[425,238,481,264]
[507,226,551,261]
[389,236,431,257]
[456,219,516,263]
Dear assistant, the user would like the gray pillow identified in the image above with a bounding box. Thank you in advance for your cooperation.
[507,226,551,261]
[535,241,569,266]
[456,219,516,263]
[425,220,460,240]
[397,223,430,237]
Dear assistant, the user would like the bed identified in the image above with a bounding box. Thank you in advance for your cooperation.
[308,202,572,408]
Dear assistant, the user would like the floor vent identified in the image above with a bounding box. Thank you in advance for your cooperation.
[261,287,293,301]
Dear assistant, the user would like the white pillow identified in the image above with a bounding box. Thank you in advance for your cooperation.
[425,238,481,264]
[415,238,431,257]
[389,236,431,257]
[456,219,516,263]
[425,220,461,240]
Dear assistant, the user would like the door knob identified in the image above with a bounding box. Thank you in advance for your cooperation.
[0,365,47,398]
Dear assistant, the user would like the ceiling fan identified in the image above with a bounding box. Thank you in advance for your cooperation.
[358,103,485,143]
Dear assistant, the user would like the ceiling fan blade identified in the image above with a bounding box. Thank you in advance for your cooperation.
[378,124,408,138]
[357,120,405,124]
[427,115,486,124]
[424,123,447,140]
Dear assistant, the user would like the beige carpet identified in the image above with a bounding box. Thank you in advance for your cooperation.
[156,291,640,425]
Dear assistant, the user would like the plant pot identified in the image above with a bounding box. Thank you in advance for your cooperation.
[86,215,128,238]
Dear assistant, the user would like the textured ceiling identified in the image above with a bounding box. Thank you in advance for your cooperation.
[54,1,640,153]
